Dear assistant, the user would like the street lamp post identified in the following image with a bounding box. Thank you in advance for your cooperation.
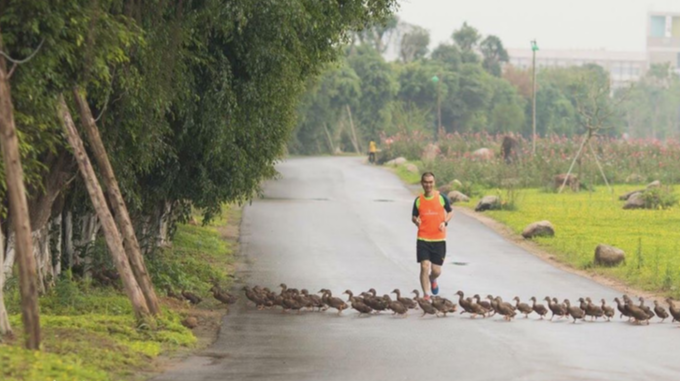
[431,74,441,141]
[531,40,539,156]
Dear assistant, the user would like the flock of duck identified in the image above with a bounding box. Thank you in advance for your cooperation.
[237,284,680,325]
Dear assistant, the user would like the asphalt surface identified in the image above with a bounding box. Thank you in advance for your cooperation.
[154,156,680,381]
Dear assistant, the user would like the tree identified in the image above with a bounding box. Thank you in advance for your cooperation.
[480,35,509,77]
[431,44,462,71]
[400,26,430,63]
[452,22,480,63]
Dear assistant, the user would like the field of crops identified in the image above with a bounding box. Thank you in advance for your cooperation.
[463,186,680,297]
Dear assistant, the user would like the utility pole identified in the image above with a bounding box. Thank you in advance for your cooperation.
[531,40,539,156]
[432,74,441,141]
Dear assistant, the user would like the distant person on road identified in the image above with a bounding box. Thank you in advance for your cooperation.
[411,172,453,300]
[368,141,377,164]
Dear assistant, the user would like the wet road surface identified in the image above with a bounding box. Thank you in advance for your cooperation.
[154,157,679,381]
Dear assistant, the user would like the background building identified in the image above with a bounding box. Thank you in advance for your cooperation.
[647,11,680,72]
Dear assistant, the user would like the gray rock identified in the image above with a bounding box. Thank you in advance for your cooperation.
[594,244,625,267]
[619,190,642,201]
[623,192,646,209]
[646,180,661,189]
[447,190,470,203]
[405,163,419,174]
[475,195,500,212]
[521,221,555,239]
[385,157,407,166]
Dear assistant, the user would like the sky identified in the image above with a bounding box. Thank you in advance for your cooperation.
[398,0,680,52]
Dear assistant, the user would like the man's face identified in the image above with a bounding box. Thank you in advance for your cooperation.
[421,175,435,193]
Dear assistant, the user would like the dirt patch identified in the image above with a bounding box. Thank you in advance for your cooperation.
[454,206,662,302]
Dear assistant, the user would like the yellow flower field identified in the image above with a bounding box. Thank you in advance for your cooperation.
[466,186,680,297]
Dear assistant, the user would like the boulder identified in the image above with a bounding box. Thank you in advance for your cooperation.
[619,190,642,201]
[554,173,579,191]
[421,144,440,161]
[623,192,646,209]
[474,195,500,212]
[521,221,555,239]
[438,184,452,195]
[472,147,494,160]
[447,190,470,203]
[385,157,407,166]
[594,244,625,267]
[646,180,661,189]
[405,163,419,173]
[181,316,198,329]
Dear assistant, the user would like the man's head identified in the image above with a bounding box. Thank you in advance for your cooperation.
[421,172,435,195]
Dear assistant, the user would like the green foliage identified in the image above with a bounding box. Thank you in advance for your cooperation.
[0,345,109,381]
[641,186,678,210]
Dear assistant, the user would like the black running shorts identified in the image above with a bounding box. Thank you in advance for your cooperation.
[416,240,446,266]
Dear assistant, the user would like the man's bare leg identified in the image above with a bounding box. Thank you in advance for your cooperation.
[429,263,442,294]
[420,260,432,296]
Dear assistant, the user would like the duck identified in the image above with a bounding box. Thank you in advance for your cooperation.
[653,300,669,323]
[455,292,477,317]
[513,297,533,318]
[494,297,516,321]
[614,297,631,320]
[282,291,305,314]
[383,295,408,317]
[486,295,500,315]
[473,294,492,310]
[182,290,203,305]
[584,297,604,321]
[432,296,458,317]
[638,297,655,320]
[578,297,589,312]
[666,298,680,323]
[392,289,418,309]
[529,297,548,319]
[625,299,651,325]
[345,292,373,316]
[363,291,389,313]
[563,299,585,323]
[210,285,238,305]
[301,289,324,311]
[343,290,363,304]
[549,297,567,320]
[601,299,615,322]
[321,289,348,315]
[416,296,439,317]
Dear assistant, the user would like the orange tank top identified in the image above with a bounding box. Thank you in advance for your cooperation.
[417,191,446,241]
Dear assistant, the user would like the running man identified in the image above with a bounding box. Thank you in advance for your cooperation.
[368,141,377,164]
[411,172,453,300]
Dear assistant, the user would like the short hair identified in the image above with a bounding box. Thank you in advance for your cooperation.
[421,172,435,182]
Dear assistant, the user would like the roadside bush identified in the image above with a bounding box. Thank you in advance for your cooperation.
[641,186,678,210]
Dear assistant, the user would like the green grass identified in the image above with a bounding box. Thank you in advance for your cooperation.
[467,186,680,297]
[1,205,240,380]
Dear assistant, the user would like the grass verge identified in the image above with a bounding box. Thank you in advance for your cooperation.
[0,205,241,381]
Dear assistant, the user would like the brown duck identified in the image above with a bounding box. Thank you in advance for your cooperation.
[392,289,418,309]
[301,289,324,311]
[182,290,202,305]
[455,291,474,315]
[547,297,567,320]
[653,300,669,323]
[513,297,533,318]
[601,299,615,322]
[383,295,408,317]
[416,296,439,317]
[614,297,631,320]
[529,297,548,319]
[638,297,655,320]
[432,296,458,317]
[563,299,585,323]
[473,294,492,310]
[210,286,238,305]
[486,295,500,315]
[345,292,373,316]
[584,297,604,321]
[626,299,651,325]
[494,297,516,321]
[321,290,348,315]
[667,298,680,323]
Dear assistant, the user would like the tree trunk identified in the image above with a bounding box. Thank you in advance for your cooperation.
[345,105,362,153]
[52,213,63,278]
[3,232,15,279]
[63,210,74,270]
[57,95,150,319]
[0,220,12,336]
[0,33,41,349]
[72,88,160,316]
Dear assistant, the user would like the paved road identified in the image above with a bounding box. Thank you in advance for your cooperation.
[154,157,679,381]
